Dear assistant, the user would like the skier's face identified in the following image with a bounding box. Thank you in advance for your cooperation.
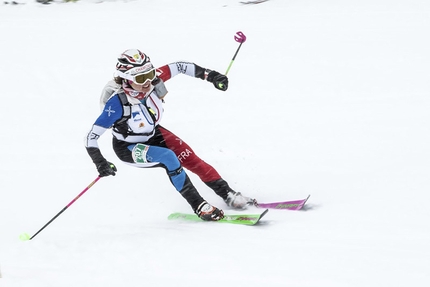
[129,80,152,94]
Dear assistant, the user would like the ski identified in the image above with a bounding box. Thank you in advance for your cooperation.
[255,195,310,210]
[168,209,268,226]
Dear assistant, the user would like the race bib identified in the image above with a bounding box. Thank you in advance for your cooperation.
[132,143,150,163]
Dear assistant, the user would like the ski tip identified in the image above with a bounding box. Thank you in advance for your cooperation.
[303,194,311,204]
[251,209,269,225]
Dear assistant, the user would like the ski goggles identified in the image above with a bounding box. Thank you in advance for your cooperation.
[116,69,157,85]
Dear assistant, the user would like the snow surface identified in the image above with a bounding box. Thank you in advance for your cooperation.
[1,0,429,286]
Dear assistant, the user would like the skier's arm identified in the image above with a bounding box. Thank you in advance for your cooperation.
[156,62,228,91]
[85,95,123,176]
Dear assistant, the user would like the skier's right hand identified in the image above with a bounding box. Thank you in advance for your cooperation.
[96,160,117,177]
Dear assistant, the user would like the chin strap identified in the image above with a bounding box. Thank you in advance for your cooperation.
[122,81,150,100]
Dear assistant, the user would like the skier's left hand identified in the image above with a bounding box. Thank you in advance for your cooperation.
[207,70,228,91]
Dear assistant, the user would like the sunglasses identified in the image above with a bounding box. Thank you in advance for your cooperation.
[116,69,156,85]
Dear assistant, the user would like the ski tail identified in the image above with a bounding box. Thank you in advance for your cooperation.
[256,195,310,210]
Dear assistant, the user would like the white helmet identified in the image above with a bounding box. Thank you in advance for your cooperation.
[115,49,155,84]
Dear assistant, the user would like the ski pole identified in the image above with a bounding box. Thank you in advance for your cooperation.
[225,31,247,75]
[27,176,101,240]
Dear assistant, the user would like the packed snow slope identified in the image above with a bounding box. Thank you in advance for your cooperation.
[0,0,429,286]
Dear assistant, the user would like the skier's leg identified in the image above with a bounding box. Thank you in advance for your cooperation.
[157,126,254,208]
[158,126,222,183]
[112,137,223,220]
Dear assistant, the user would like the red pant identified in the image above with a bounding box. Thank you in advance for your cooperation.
[159,126,221,183]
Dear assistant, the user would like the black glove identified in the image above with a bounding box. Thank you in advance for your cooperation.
[206,70,228,91]
[86,147,117,177]
[96,160,117,177]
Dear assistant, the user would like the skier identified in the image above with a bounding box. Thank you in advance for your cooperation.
[85,49,255,221]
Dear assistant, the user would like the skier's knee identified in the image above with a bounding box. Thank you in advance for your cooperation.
[168,166,184,177]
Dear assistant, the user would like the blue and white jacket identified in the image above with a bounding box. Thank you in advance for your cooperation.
[85,61,208,149]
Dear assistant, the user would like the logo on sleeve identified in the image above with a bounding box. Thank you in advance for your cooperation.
[176,63,188,74]
[104,106,116,117]
[89,132,100,140]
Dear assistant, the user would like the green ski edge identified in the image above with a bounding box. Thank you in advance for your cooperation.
[168,209,269,226]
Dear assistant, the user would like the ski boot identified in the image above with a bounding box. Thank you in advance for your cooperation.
[205,179,255,209]
[225,191,256,209]
[196,201,224,221]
